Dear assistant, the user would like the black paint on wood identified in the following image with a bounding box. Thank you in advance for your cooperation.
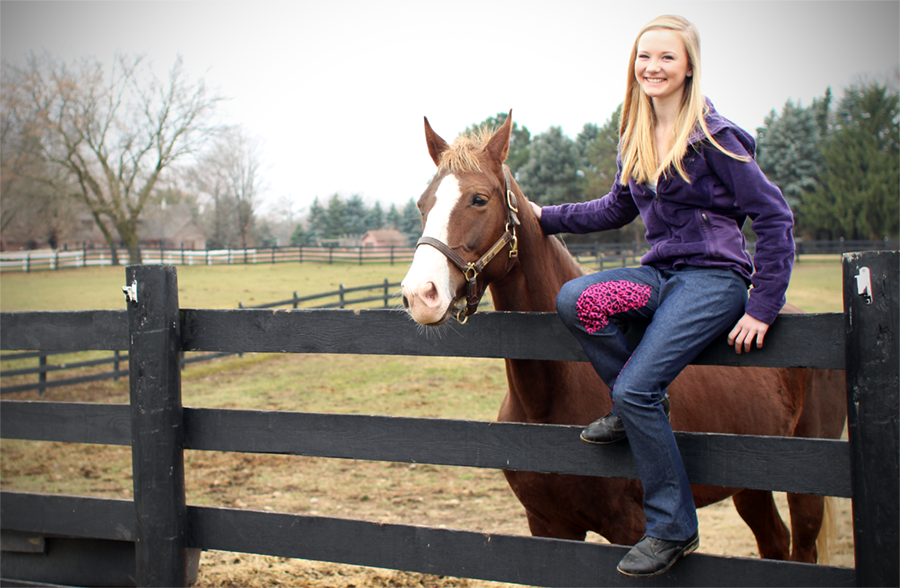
[126,265,188,587]
[0,310,128,351]
[843,251,899,587]
[0,491,135,541]
[180,308,845,369]
[187,505,856,587]
[183,408,851,497]
[0,401,130,445]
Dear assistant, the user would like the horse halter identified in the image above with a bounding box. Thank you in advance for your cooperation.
[416,165,521,325]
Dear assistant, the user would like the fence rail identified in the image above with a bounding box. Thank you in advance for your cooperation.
[2,239,896,273]
[0,280,402,395]
[1,253,897,587]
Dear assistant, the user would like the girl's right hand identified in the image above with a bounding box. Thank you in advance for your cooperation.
[530,201,542,219]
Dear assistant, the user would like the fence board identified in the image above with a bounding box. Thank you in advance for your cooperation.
[187,504,855,587]
[0,491,134,542]
[184,408,851,497]
[180,309,844,369]
[0,310,128,351]
[0,401,130,445]
[0,402,851,497]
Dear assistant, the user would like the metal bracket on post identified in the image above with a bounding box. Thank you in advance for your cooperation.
[122,280,138,304]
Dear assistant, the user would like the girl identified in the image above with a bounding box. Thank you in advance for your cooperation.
[530,15,795,577]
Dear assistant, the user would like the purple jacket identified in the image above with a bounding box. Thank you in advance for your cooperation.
[540,103,795,325]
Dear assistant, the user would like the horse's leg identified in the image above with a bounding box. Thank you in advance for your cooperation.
[786,493,824,563]
[731,489,791,560]
[786,368,846,563]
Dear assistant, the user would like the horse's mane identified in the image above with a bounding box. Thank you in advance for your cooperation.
[437,125,496,173]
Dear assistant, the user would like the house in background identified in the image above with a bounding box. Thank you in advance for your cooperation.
[361,229,407,248]
[58,204,206,251]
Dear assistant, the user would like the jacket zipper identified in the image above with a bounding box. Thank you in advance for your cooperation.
[701,212,721,257]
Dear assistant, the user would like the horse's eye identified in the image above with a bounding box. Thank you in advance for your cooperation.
[470,195,488,207]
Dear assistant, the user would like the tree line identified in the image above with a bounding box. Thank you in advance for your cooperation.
[2,52,897,264]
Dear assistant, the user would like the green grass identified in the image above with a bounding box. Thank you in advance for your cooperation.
[0,262,413,311]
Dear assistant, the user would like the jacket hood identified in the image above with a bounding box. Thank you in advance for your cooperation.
[689,99,757,157]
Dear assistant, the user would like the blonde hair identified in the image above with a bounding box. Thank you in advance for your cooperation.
[619,15,748,185]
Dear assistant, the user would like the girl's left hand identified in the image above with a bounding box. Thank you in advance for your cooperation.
[727,313,770,354]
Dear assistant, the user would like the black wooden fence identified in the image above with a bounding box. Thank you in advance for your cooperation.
[0,280,403,395]
[1,251,897,587]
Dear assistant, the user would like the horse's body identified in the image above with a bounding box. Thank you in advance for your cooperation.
[400,114,846,562]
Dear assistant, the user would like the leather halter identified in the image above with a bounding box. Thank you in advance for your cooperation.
[416,165,520,325]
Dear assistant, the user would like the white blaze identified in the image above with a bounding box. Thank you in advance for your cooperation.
[401,174,462,324]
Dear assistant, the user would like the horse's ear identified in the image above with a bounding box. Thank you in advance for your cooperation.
[424,116,449,166]
[484,109,512,164]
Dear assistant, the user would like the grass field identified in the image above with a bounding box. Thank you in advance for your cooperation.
[0,259,853,586]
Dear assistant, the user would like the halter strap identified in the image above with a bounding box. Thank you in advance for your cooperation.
[416,165,520,324]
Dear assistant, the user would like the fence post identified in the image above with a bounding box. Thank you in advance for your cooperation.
[299,246,303,264]
[293,291,299,309]
[359,246,363,266]
[384,278,389,308]
[390,245,394,266]
[125,264,188,587]
[339,284,345,308]
[842,250,899,588]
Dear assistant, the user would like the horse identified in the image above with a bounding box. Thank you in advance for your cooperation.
[399,112,847,563]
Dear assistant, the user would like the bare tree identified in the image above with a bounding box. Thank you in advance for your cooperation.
[1,52,223,263]
[188,127,265,249]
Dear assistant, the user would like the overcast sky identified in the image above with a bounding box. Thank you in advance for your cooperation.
[2,0,898,217]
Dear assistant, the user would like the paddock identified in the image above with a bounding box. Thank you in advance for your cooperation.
[1,251,896,587]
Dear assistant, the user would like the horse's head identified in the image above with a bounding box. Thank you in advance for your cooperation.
[401,113,521,326]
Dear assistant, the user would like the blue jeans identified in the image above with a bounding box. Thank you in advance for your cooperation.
[556,265,748,541]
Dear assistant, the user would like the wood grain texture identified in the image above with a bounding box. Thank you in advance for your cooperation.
[180,308,845,369]
[183,408,851,497]
[0,310,128,351]
[187,504,855,587]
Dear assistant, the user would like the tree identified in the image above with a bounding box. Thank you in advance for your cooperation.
[756,99,825,211]
[324,193,347,238]
[366,200,385,232]
[386,203,402,230]
[343,193,368,235]
[1,52,222,263]
[398,198,421,244]
[189,127,265,249]
[304,197,326,244]
[802,82,899,240]
[516,126,583,206]
[466,112,531,172]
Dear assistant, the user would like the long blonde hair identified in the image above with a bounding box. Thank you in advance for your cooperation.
[618,15,748,185]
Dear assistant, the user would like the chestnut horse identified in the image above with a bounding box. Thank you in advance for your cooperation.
[400,113,846,563]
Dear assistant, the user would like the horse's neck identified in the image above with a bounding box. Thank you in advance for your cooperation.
[489,218,583,313]
[488,219,599,423]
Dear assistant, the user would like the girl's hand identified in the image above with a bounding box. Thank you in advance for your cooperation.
[727,313,770,354]
[529,201,542,219]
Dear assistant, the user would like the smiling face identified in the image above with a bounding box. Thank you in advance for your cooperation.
[634,28,692,105]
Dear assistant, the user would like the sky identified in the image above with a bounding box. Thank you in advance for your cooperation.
[2,0,898,218]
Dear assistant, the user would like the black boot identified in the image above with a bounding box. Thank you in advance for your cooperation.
[617,532,699,577]
[580,394,670,444]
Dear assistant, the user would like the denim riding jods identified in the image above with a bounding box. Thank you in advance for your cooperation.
[557,265,748,541]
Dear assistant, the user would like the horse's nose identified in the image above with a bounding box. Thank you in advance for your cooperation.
[401,293,410,309]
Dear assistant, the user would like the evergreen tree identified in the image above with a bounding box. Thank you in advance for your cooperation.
[466,112,532,172]
[305,196,326,244]
[289,223,310,246]
[367,201,385,231]
[580,105,622,200]
[324,193,347,238]
[386,203,402,230]
[803,82,899,240]
[756,99,825,210]
[399,198,421,244]
[344,193,368,235]
[516,126,583,206]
